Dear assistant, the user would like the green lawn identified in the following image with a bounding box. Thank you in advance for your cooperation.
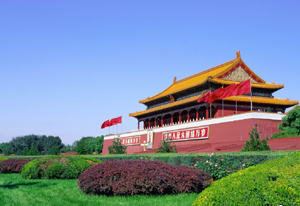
[0,174,198,206]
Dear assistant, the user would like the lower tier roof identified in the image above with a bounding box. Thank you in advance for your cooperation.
[129,94,298,118]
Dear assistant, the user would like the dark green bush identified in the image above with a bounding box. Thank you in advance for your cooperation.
[241,124,270,151]
[21,155,102,179]
[193,151,300,206]
[155,140,177,153]
[108,138,127,154]
[270,131,300,139]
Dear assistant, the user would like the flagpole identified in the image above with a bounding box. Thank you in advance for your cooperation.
[250,79,252,111]
[222,84,224,117]
[236,96,237,114]
[210,103,211,118]
[222,98,224,116]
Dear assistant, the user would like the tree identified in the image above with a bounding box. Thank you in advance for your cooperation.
[95,136,104,153]
[74,136,105,154]
[28,143,39,155]
[241,124,270,151]
[0,143,11,156]
[7,135,63,155]
[155,140,177,153]
[49,145,61,155]
[267,107,272,112]
[108,138,127,154]
[0,143,10,154]
[278,106,300,136]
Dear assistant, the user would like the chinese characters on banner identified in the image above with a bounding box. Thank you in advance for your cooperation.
[162,126,209,141]
[120,136,140,146]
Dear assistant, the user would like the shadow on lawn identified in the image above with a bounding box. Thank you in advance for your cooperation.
[0,182,57,189]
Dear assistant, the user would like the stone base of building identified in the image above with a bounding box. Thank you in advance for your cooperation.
[103,112,284,154]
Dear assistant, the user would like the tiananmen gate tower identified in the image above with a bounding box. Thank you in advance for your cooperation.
[103,52,299,154]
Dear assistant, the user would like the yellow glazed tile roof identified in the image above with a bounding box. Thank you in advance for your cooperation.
[130,94,204,117]
[224,96,298,106]
[130,95,298,117]
[139,59,236,103]
[139,52,267,104]
[209,78,284,89]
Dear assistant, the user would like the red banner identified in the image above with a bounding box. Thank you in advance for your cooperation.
[208,87,224,103]
[162,126,209,141]
[197,91,211,103]
[101,120,111,129]
[111,116,122,126]
[205,79,251,103]
[120,136,140,146]
[231,79,251,96]
[218,83,238,99]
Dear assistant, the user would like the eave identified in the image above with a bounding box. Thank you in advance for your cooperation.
[130,95,299,118]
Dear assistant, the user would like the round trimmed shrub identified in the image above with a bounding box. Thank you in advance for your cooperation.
[78,160,210,196]
[21,155,102,179]
[0,159,32,173]
[193,151,300,205]
[0,156,8,162]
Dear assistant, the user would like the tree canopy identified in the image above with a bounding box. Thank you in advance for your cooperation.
[75,136,104,154]
[271,106,300,139]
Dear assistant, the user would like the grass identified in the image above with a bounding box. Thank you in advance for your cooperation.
[0,174,198,206]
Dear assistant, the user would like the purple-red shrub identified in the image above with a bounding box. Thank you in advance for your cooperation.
[0,159,32,173]
[78,160,210,196]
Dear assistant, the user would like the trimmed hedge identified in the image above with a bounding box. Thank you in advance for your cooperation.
[0,156,8,161]
[95,152,284,168]
[0,159,32,173]
[21,155,102,179]
[78,160,210,196]
[193,151,300,205]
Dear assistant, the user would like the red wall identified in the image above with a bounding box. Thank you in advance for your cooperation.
[103,117,281,154]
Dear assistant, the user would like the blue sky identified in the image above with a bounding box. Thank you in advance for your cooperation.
[1,1,299,145]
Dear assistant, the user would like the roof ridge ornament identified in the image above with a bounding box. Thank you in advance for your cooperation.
[236,51,241,59]
[173,76,177,84]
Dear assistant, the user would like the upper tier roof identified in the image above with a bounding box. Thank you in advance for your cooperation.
[139,51,284,104]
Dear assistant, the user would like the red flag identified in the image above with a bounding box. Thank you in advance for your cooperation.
[101,120,111,129]
[231,79,251,96]
[208,87,224,103]
[197,91,211,103]
[111,116,122,126]
[218,83,238,99]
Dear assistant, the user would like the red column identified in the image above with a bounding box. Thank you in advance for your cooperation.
[206,105,209,118]
[179,112,182,123]
[143,121,145,129]
[171,114,173,124]
[187,111,190,122]
[161,118,163,126]
[196,109,199,120]
[155,118,157,127]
